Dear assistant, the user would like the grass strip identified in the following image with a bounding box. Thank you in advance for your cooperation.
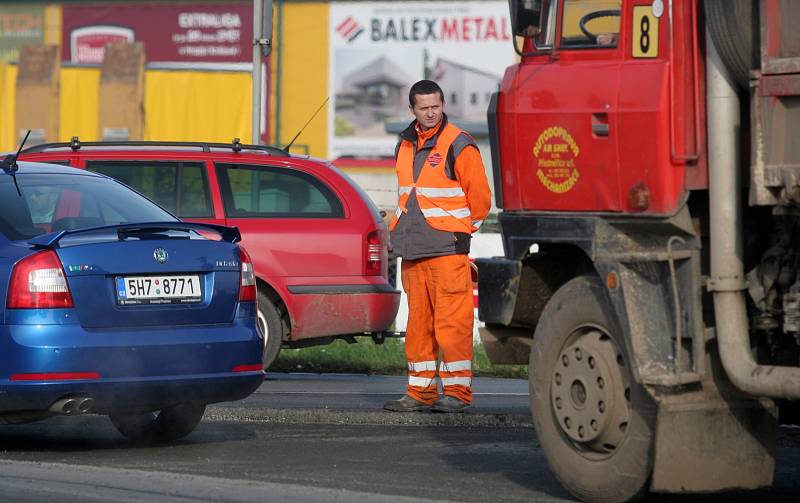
[271,338,528,379]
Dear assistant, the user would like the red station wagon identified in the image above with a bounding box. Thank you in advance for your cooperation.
[19,139,400,368]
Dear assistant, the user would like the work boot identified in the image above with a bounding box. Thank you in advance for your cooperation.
[431,395,470,413]
[384,394,432,412]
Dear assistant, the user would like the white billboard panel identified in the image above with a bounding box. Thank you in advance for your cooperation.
[328,1,514,159]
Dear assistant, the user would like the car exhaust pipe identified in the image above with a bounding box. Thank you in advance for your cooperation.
[49,397,78,415]
[48,396,93,415]
[77,397,94,414]
[707,29,800,399]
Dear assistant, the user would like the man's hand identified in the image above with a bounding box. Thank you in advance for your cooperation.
[522,25,540,38]
[597,33,618,46]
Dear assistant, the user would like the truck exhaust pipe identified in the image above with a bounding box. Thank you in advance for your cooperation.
[707,30,800,399]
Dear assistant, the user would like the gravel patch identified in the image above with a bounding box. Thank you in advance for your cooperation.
[206,406,534,428]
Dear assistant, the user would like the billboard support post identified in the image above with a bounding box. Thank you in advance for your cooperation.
[253,0,273,145]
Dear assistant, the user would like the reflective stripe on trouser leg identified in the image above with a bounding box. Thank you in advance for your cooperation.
[439,359,473,397]
[402,259,439,404]
[441,376,472,387]
[408,360,437,372]
[429,254,474,403]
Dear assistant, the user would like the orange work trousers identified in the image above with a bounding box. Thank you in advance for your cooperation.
[401,254,474,404]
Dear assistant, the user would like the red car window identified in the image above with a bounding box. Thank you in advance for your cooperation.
[86,161,213,218]
[215,163,344,218]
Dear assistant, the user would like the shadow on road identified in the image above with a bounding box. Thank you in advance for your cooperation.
[0,414,257,453]
[423,423,573,502]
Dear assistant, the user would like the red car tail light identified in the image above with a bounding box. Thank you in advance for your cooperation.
[7,250,74,309]
[365,229,386,277]
[232,364,263,372]
[239,246,257,302]
[10,372,100,381]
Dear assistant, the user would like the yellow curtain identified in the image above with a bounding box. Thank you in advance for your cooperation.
[144,70,251,142]
[0,63,18,152]
[59,67,100,142]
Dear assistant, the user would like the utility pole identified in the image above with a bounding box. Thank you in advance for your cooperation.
[252,0,273,144]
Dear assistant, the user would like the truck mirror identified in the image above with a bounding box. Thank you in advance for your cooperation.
[510,0,542,37]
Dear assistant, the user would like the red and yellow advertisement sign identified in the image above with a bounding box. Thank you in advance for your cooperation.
[533,126,581,194]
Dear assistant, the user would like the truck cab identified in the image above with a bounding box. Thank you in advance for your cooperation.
[479,1,800,501]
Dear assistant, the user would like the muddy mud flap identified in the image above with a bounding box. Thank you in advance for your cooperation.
[650,394,777,493]
[476,257,530,365]
[476,257,521,326]
[478,325,532,365]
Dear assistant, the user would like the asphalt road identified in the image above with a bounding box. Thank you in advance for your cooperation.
[0,373,799,503]
[209,372,533,427]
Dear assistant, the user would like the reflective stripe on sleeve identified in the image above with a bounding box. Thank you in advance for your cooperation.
[471,219,484,229]
[416,187,465,198]
[395,207,403,218]
[398,186,413,196]
[421,207,471,219]
[439,360,472,373]
[441,377,472,387]
[408,360,437,372]
[409,376,435,387]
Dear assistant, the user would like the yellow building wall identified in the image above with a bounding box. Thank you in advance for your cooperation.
[0,67,252,150]
[0,2,60,151]
[0,63,17,152]
[3,1,333,154]
[44,4,62,46]
[271,2,329,157]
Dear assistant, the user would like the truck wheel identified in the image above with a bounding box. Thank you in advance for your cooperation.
[530,275,655,503]
[110,403,206,444]
[257,291,285,370]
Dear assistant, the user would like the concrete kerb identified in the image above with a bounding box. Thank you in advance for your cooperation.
[205,406,534,428]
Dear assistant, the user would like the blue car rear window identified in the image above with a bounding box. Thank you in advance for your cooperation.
[0,173,177,241]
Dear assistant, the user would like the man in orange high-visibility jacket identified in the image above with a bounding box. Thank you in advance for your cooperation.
[384,80,492,413]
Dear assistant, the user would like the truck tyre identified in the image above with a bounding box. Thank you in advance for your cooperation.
[705,0,759,89]
[530,275,655,503]
[257,291,285,370]
[110,403,206,444]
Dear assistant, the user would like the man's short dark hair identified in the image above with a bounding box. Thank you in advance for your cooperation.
[409,80,445,107]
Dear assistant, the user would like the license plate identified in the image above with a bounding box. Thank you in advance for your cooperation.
[115,275,202,305]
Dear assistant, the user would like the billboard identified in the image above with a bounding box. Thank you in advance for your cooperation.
[62,2,252,69]
[328,1,515,159]
[0,4,46,64]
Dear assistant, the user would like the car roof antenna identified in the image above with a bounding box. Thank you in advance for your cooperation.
[283,97,329,153]
[0,129,31,196]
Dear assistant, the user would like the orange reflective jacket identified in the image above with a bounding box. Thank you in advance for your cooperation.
[389,122,490,234]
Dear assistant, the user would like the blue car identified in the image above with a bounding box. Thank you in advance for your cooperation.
[0,159,263,442]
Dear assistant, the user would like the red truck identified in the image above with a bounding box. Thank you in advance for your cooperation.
[478,1,799,501]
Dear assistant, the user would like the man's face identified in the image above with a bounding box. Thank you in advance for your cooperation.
[410,92,444,131]
[28,187,57,224]
[29,188,53,212]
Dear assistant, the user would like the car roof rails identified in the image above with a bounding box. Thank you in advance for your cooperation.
[20,137,290,157]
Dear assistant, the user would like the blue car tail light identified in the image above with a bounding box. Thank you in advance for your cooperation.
[238,246,256,302]
[7,250,74,309]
